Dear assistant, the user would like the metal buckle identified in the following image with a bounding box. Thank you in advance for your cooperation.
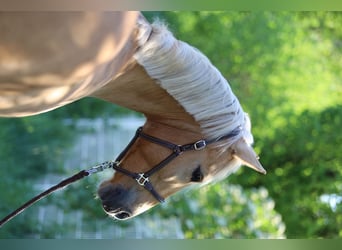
[194,140,206,150]
[136,173,149,186]
[86,161,115,175]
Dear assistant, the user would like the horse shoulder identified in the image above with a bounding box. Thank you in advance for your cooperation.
[0,12,138,117]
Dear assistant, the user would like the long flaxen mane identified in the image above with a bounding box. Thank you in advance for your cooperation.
[134,20,254,153]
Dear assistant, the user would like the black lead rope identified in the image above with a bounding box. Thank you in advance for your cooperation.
[0,161,114,227]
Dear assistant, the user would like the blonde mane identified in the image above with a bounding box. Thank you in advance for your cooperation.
[134,21,254,149]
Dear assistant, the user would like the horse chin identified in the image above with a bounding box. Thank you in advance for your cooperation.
[109,202,154,221]
[97,182,157,220]
[107,208,133,220]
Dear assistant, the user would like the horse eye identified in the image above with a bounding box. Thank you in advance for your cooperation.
[191,166,204,182]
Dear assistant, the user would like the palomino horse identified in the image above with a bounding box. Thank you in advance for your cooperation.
[0,12,266,220]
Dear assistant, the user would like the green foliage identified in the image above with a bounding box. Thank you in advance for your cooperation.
[55,175,106,219]
[51,97,140,119]
[0,115,74,178]
[0,114,75,237]
[155,184,285,238]
[231,105,342,238]
[0,173,41,238]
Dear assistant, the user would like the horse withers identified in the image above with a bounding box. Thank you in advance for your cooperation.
[0,12,266,221]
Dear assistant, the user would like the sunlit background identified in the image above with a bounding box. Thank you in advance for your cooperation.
[0,11,341,238]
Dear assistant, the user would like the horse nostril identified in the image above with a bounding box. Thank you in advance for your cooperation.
[114,211,131,220]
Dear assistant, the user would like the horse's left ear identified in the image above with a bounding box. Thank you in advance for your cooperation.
[231,138,267,175]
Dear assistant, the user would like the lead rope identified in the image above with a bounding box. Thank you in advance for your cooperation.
[0,161,114,227]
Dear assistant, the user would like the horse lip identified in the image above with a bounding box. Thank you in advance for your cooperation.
[111,208,132,220]
[100,202,131,218]
[102,203,132,218]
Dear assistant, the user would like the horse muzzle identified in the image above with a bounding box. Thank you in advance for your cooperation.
[97,184,136,220]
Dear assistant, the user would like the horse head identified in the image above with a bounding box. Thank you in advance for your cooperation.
[98,118,265,220]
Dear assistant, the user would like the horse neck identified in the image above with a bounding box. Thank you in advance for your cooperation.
[92,15,244,143]
[91,61,203,139]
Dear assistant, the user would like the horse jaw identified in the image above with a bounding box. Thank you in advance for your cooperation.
[231,138,266,175]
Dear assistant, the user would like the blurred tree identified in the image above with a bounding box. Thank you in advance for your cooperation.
[0,114,75,237]
[51,97,140,119]
[232,106,342,238]
[155,184,285,238]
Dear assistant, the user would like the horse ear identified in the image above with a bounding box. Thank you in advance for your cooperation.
[231,138,266,175]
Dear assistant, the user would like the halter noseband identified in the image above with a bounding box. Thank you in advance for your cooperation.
[112,126,242,203]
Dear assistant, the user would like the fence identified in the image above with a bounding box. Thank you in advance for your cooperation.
[33,116,184,239]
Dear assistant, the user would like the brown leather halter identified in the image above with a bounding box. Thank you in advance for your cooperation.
[112,126,242,203]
